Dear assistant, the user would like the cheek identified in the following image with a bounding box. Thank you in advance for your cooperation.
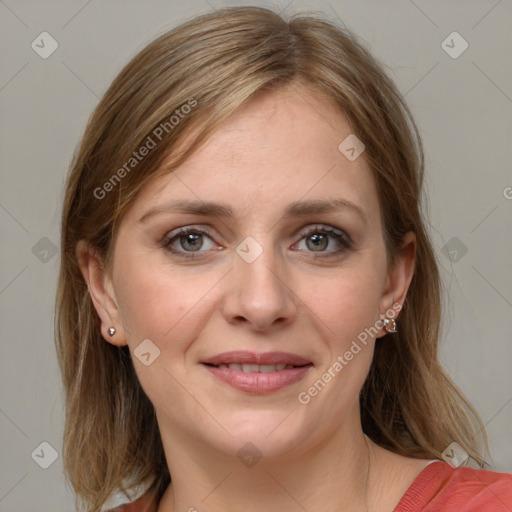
[303,264,385,348]
[113,253,218,349]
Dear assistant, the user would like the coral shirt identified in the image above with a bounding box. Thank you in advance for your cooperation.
[394,460,512,511]
[111,461,512,511]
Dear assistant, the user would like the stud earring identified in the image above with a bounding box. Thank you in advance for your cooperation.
[383,318,397,334]
[108,327,116,336]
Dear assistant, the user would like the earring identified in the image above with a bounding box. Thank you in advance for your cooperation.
[383,318,397,334]
[108,327,116,336]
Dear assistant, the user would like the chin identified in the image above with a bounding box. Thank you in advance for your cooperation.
[205,407,314,460]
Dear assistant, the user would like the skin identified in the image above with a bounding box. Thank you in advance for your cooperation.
[77,83,434,512]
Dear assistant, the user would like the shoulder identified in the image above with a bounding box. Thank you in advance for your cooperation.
[395,460,512,512]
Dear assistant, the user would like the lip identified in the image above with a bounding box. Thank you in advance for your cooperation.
[201,351,312,366]
[201,351,313,394]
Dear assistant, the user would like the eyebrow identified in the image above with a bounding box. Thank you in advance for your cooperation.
[138,198,368,225]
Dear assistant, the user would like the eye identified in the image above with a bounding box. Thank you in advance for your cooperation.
[294,225,352,256]
[162,224,352,260]
[163,227,217,257]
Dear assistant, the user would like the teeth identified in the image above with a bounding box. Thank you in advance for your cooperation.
[259,364,277,373]
[242,364,260,372]
[215,363,296,372]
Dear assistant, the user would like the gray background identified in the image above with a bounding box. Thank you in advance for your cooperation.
[1,0,511,510]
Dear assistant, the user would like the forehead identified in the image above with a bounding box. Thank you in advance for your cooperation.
[124,84,380,226]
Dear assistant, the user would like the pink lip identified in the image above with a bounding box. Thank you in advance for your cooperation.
[201,351,311,366]
[201,351,313,394]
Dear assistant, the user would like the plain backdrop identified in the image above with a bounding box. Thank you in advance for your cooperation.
[0,0,511,510]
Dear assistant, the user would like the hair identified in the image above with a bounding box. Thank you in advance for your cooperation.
[55,5,489,511]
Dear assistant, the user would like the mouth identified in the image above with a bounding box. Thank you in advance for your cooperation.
[204,362,303,372]
[200,351,313,394]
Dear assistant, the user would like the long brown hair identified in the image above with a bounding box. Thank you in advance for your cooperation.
[55,6,489,511]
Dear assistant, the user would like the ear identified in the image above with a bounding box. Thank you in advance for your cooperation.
[76,240,127,346]
[377,231,416,337]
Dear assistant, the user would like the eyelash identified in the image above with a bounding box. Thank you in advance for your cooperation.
[161,224,352,260]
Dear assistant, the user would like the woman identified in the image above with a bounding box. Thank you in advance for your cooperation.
[55,6,512,512]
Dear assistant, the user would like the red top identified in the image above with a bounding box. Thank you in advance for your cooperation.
[111,461,512,512]
[393,461,512,511]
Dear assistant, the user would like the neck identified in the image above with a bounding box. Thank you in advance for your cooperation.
[157,425,378,512]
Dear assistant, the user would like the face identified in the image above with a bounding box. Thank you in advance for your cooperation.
[87,84,414,461]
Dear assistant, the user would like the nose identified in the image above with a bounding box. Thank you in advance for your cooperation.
[220,241,297,332]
